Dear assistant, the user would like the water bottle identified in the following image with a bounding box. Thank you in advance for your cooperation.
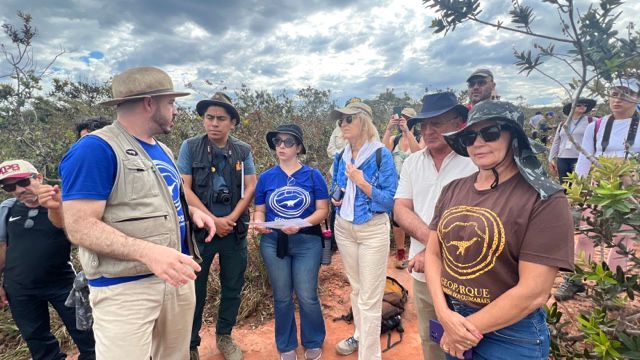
[321,228,333,265]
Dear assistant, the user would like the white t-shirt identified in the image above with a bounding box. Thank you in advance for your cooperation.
[575,115,640,177]
[394,149,477,282]
[529,114,543,128]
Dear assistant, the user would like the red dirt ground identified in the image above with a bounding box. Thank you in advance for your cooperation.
[199,251,422,360]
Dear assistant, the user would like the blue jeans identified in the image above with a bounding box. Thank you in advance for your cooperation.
[260,232,326,353]
[446,298,550,360]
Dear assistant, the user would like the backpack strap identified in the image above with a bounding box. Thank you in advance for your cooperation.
[392,134,402,150]
[338,147,382,171]
[0,198,18,246]
[624,111,640,159]
[600,116,615,154]
[593,117,603,152]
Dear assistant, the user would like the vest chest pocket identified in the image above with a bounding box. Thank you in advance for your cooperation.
[122,159,160,201]
[192,162,209,188]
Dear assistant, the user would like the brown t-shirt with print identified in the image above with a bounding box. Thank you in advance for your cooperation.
[429,172,574,308]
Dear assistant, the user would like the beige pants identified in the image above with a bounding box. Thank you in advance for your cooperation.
[89,276,196,360]
[335,213,390,360]
[413,278,445,360]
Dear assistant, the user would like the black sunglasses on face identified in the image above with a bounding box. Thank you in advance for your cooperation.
[338,115,354,127]
[468,78,488,88]
[272,137,297,148]
[458,124,508,147]
[1,177,33,192]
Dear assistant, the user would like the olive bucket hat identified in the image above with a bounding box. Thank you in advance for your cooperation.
[444,100,563,199]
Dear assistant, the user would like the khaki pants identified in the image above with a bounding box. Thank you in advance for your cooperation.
[90,276,195,360]
[413,278,445,360]
[335,213,390,360]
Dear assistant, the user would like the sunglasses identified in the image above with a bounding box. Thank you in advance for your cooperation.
[575,103,588,108]
[338,115,355,127]
[22,208,39,229]
[1,177,33,192]
[458,124,509,147]
[468,78,488,88]
[272,137,297,148]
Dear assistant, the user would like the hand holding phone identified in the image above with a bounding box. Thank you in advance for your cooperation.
[332,187,344,202]
[393,106,403,132]
[429,320,473,360]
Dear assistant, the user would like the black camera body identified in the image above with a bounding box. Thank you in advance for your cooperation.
[214,189,232,205]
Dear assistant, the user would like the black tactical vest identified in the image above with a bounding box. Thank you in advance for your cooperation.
[186,134,251,238]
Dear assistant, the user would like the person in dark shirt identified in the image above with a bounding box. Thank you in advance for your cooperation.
[0,159,95,360]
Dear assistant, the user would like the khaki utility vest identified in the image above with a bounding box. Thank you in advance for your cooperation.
[78,121,198,280]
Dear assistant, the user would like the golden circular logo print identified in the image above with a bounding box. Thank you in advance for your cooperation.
[437,205,505,280]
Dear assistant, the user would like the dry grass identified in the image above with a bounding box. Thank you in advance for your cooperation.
[0,234,274,359]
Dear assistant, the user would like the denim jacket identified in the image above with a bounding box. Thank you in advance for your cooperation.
[331,147,398,225]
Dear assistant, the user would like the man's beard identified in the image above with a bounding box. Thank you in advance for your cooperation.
[152,108,174,135]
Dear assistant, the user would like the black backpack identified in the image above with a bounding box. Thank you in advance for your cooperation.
[334,276,409,352]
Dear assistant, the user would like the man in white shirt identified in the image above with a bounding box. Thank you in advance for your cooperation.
[394,92,477,360]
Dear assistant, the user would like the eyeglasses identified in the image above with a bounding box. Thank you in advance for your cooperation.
[1,177,33,192]
[609,89,638,102]
[468,78,488,88]
[272,137,297,148]
[338,115,355,127]
[458,124,508,147]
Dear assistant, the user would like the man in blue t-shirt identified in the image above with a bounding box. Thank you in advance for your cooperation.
[177,92,256,360]
[59,67,216,359]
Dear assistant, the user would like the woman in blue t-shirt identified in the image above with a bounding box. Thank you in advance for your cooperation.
[253,124,329,360]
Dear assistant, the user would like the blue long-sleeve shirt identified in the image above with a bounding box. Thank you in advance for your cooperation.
[331,148,398,225]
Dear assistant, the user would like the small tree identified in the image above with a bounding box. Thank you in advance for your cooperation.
[423,0,640,358]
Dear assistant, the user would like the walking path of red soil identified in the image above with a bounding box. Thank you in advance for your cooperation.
[200,251,422,360]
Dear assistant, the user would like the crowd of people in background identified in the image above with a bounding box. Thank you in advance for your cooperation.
[0,64,639,360]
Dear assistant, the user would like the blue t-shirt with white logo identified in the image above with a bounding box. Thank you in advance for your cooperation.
[59,135,187,287]
[254,165,329,221]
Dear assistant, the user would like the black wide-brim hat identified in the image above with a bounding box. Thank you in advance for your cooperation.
[407,92,469,129]
[266,124,306,154]
[562,98,596,116]
[444,100,562,199]
[196,92,240,125]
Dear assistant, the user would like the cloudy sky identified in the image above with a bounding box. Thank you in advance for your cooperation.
[0,0,638,107]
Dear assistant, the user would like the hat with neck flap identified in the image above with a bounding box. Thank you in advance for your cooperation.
[444,100,563,200]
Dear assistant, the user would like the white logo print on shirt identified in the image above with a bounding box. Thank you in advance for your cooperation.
[8,216,21,222]
[269,186,311,218]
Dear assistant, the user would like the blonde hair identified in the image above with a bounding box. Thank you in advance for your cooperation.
[355,111,380,142]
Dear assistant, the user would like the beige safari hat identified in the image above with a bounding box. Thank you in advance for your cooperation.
[99,67,190,106]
